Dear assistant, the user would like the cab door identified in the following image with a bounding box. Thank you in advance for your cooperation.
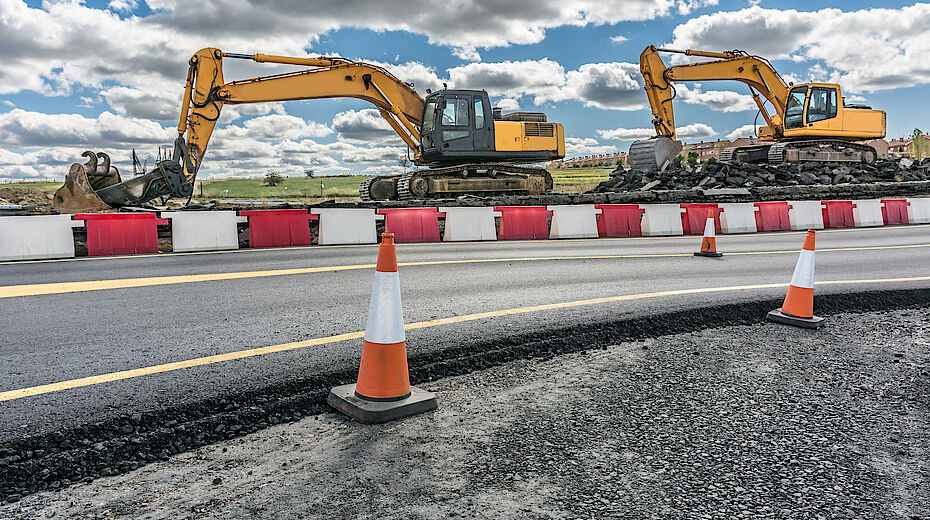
[472,94,493,152]
[438,96,474,152]
[805,87,839,130]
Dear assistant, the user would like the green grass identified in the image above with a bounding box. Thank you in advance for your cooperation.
[3,167,616,200]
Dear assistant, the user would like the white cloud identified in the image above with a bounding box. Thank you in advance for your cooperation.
[549,62,645,110]
[565,136,618,157]
[107,0,137,13]
[447,59,565,100]
[610,35,628,43]
[495,97,521,111]
[597,122,715,141]
[725,124,757,140]
[666,4,930,92]
[0,109,171,147]
[332,109,397,144]
[452,47,481,62]
[675,83,756,112]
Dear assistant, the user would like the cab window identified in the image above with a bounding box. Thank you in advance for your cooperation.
[421,101,437,133]
[785,87,807,129]
[474,97,484,129]
[441,98,470,126]
[806,87,837,124]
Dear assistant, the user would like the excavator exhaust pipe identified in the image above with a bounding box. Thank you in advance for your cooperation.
[628,137,683,172]
[53,151,194,213]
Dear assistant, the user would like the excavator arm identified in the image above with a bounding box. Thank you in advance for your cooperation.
[53,48,429,212]
[640,46,789,140]
[176,48,426,182]
[629,45,790,170]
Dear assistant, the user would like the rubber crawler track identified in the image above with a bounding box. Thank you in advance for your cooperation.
[2,287,929,503]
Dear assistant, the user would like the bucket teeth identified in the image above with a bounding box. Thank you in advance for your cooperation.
[628,137,682,171]
[52,162,113,213]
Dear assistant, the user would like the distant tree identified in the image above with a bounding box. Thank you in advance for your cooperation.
[264,171,284,186]
[911,128,929,160]
[304,168,315,178]
[687,151,699,167]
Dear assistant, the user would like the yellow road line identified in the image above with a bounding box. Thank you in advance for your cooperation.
[2,223,926,266]
[2,275,929,403]
[2,243,930,299]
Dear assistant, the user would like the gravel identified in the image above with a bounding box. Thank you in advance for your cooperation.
[3,306,928,519]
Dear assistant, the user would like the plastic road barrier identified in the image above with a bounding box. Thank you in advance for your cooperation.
[851,199,884,227]
[641,204,685,236]
[162,211,248,252]
[753,202,792,232]
[494,206,552,240]
[880,199,909,225]
[821,200,855,229]
[439,207,500,241]
[74,213,168,256]
[547,205,601,239]
[0,215,83,261]
[906,198,930,224]
[311,208,383,245]
[595,204,644,238]
[681,203,722,235]
[718,203,758,234]
[787,200,825,230]
[239,209,317,248]
[377,208,444,243]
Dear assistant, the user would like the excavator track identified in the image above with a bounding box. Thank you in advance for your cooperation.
[361,163,553,201]
[766,139,877,165]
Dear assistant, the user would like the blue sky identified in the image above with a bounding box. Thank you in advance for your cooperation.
[0,0,927,181]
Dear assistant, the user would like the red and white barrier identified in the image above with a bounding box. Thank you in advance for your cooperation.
[547,205,601,239]
[439,207,500,241]
[163,211,247,252]
[787,200,825,230]
[852,200,884,228]
[311,208,383,245]
[641,204,685,236]
[0,215,83,261]
[718,203,758,234]
[907,197,930,224]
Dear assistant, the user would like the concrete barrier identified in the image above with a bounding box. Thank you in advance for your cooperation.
[439,207,500,241]
[547,205,601,239]
[640,204,685,236]
[787,200,825,230]
[851,199,884,227]
[311,208,384,245]
[907,197,930,224]
[0,215,83,261]
[163,211,248,252]
[718,203,758,234]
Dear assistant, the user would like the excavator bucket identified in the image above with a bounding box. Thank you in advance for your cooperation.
[52,151,194,213]
[53,162,113,213]
[628,137,683,171]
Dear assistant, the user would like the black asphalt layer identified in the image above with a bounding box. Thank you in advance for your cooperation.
[0,225,929,500]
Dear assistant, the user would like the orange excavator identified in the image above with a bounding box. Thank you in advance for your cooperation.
[628,46,886,170]
[53,48,565,212]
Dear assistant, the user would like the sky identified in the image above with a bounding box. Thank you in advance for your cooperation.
[0,0,928,182]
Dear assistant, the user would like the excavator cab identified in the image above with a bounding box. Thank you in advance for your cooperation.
[419,90,495,163]
[782,83,884,140]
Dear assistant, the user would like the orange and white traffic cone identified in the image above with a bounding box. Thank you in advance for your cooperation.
[328,233,437,423]
[694,209,722,257]
[766,230,824,329]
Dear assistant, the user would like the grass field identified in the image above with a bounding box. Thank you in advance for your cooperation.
[1,167,615,200]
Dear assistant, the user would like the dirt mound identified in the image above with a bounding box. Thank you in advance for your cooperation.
[592,158,930,193]
[0,187,54,207]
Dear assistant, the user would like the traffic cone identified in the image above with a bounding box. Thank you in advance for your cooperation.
[766,230,824,329]
[327,233,437,423]
[693,209,722,257]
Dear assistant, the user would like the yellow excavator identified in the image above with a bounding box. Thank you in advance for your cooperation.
[628,46,886,170]
[53,48,565,212]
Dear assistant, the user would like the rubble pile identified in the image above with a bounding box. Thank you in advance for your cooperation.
[591,158,930,193]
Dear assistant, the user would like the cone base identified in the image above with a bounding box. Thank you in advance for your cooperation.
[766,309,824,329]
[694,251,723,257]
[328,384,437,424]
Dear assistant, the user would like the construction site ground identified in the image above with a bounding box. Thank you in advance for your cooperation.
[3,306,927,519]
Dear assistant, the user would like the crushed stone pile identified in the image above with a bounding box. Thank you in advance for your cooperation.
[591,158,930,193]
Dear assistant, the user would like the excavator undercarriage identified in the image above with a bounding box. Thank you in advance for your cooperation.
[359,164,553,201]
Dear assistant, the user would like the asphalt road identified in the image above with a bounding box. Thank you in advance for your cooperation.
[1,225,929,442]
